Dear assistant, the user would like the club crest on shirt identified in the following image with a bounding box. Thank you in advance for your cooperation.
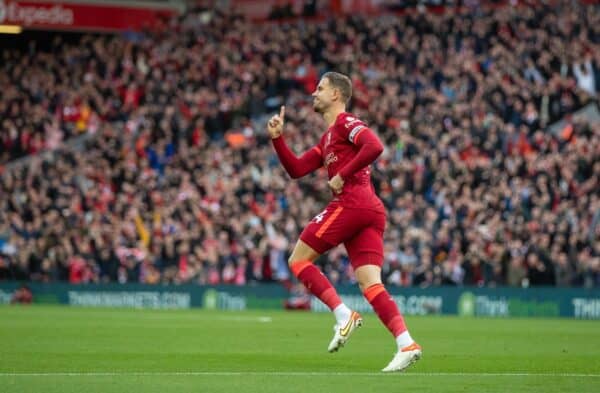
[344,117,361,129]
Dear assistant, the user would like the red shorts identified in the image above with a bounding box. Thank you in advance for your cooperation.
[299,201,386,269]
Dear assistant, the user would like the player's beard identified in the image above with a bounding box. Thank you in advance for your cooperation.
[313,99,326,114]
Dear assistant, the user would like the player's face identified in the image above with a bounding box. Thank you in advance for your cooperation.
[312,78,335,114]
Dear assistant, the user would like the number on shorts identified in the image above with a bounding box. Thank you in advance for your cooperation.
[313,209,328,223]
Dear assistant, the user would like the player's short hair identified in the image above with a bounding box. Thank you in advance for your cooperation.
[323,72,352,104]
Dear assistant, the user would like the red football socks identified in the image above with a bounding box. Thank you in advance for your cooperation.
[290,260,342,311]
[363,283,407,337]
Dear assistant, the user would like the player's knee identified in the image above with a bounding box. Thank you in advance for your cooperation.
[357,278,378,293]
[287,256,297,267]
[288,243,320,266]
[288,255,310,267]
[288,259,314,278]
[354,263,383,292]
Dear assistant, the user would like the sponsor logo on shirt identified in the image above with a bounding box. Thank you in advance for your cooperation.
[325,152,338,167]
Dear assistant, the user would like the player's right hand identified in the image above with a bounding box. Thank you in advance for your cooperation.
[267,106,285,139]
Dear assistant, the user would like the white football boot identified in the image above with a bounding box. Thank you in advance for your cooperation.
[382,342,422,372]
[327,311,363,352]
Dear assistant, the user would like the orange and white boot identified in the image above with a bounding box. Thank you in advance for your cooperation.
[381,342,422,372]
[327,311,363,352]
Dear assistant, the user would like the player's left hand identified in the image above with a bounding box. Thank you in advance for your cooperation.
[328,174,344,194]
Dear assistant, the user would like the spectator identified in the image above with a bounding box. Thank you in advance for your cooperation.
[11,284,33,304]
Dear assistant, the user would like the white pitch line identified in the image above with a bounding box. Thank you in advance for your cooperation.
[212,316,273,323]
[0,372,598,378]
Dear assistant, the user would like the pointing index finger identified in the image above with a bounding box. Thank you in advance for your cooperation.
[279,106,285,120]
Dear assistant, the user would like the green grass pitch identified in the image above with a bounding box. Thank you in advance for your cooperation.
[1,305,599,392]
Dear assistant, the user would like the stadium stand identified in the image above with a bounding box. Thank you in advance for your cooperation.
[0,1,598,287]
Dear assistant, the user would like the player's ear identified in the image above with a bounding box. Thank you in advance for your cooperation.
[332,87,340,101]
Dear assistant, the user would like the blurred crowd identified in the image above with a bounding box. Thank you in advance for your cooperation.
[1,2,599,288]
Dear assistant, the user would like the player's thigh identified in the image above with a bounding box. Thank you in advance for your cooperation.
[299,202,364,257]
[344,210,386,270]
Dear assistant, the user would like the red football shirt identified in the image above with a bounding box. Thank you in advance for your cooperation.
[318,112,384,211]
[272,112,385,211]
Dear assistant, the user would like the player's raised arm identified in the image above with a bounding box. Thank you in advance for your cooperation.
[268,106,323,179]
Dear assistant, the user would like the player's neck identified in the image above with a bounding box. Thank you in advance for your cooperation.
[323,106,346,127]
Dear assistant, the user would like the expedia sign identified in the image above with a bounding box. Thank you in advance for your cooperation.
[0,0,177,32]
[0,1,74,26]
